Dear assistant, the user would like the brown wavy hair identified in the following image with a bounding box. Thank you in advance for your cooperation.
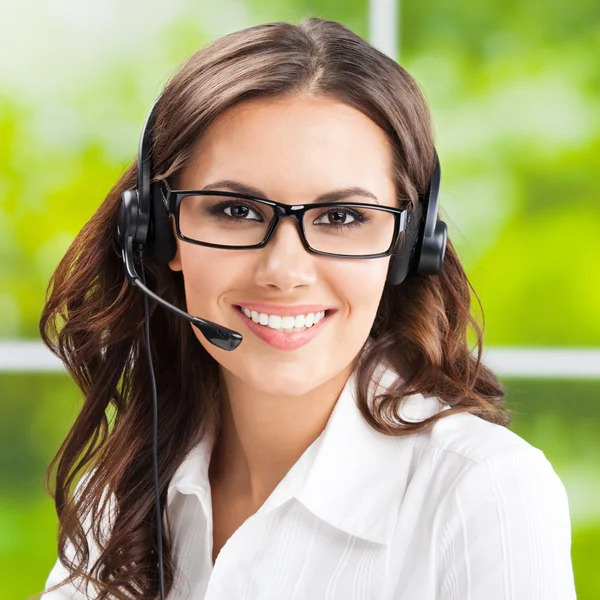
[36,16,512,600]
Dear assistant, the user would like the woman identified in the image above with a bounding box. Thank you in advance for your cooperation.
[38,16,576,600]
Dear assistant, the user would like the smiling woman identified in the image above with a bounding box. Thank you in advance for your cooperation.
[36,15,575,600]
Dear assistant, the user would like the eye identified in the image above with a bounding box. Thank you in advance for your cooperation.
[221,202,263,221]
[313,208,366,227]
[317,209,352,225]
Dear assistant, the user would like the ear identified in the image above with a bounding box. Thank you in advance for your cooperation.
[167,217,182,272]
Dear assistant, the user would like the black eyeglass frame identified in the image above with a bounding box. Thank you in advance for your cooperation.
[160,180,409,259]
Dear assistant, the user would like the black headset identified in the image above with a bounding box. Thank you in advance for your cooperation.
[115,93,447,600]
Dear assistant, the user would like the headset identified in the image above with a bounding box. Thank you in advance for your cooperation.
[116,94,447,599]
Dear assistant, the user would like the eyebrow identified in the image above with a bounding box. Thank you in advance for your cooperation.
[200,179,380,205]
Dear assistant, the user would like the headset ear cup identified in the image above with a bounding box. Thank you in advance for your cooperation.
[117,190,141,248]
[386,202,423,286]
[146,182,177,265]
[416,220,447,275]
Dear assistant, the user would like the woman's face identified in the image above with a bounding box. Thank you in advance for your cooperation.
[168,94,397,397]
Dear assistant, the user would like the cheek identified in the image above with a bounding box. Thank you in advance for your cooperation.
[179,247,250,315]
[331,257,390,320]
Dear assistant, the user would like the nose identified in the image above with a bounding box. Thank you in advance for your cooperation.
[253,215,317,291]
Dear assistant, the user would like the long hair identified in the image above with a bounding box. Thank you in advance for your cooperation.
[37,16,511,600]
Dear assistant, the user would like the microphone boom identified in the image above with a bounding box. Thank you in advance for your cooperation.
[122,234,243,351]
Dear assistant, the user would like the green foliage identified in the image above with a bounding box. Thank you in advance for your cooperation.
[572,523,600,599]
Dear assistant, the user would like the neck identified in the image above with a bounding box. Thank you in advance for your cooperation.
[209,362,354,509]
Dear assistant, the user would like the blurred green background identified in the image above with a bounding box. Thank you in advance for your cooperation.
[1,0,598,598]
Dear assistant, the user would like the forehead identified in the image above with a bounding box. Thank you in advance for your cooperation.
[179,95,396,203]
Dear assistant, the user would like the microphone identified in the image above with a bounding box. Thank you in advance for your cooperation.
[121,234,243,351]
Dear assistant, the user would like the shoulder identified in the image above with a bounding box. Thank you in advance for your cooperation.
[373,362,532,465]
[393,380,537,468]
[416,407,534,464]
[408,407,570,523]
[371,364,563,495]
[372,365,559,488]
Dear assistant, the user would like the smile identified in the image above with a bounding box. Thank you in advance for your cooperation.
[237,306,330,332]
[232,305,336,350]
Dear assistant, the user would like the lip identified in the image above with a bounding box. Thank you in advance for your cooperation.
[234,302,337,317]
[232,305,335,351]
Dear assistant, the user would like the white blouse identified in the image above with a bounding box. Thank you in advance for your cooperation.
[42,365,577,599]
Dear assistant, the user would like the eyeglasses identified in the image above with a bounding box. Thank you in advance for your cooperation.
[160,180,408,259]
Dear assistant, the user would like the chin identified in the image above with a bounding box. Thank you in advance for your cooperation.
[242,362,327,398]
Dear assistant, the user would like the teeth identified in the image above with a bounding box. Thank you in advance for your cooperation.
[281,316,295,329]
[240,307,327,332]
[268,315,282,329]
